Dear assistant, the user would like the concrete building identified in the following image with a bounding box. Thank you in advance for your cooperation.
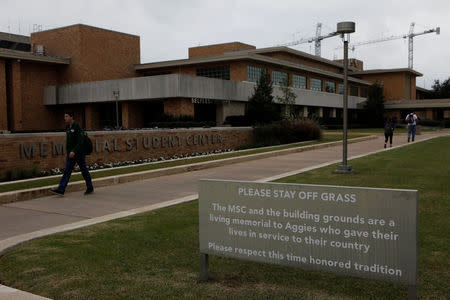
[1,24,449,132]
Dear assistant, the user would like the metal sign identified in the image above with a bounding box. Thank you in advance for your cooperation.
[199,179,417,285]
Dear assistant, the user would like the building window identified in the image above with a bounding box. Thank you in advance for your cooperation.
[272,70,288,86]
[293,74,306,89]
[310,78,322,91]
[350,86,359,96]
[325,81,336,93]
[196,65,230,80]
[248,66,264,83]
[360,87,368,98]
[338,83,344,94]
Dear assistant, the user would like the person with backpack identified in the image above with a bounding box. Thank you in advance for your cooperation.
[405,111,419,143]
[50,112,94,196]
[384,117,395,148]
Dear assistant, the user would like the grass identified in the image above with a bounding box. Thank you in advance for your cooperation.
[0,134,365,193]
[0,137,448,299]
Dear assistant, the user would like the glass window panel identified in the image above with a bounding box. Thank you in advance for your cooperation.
[247,66,264,83]
[272,70,288,86]
[196,65,230,80]
[310,78,322,91]
[293,74,306,89]
[325,81,336,93]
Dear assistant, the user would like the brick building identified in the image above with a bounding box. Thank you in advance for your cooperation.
[1,24,449,132]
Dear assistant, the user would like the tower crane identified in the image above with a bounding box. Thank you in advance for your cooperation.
[278,23,340,57]
[336,23,440,68]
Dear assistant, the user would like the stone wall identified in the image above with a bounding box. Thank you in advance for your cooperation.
[0,127,254,175]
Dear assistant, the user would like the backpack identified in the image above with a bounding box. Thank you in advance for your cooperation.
[406,114,415,124]
[83,132,93,155]
[384,122,392,134]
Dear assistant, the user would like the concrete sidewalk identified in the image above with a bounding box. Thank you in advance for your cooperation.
[0,131,448,300]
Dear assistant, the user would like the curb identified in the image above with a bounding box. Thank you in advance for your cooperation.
[0,136,376,204]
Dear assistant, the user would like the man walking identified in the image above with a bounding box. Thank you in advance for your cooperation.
[405,111,419,142]
[51,112,94,196]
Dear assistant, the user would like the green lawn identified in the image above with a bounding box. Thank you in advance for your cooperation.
[0,137,448,299]
[0,134,365,193]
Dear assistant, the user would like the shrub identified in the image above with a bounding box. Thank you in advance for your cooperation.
[224,115,251,126]
[146,121,215,128]
[254,119,322,145]
[1,165,41,182]
[419,119,443,127]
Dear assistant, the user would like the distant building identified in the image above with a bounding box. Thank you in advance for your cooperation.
[1,24,449,132]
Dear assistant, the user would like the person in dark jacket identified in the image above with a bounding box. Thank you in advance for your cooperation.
[384,117,395,148]
[50,112,93,196]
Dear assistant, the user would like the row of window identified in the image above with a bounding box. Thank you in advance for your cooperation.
[246,66,366,96]
[194,65,365,96]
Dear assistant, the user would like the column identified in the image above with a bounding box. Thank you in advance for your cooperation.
[0,60,7,131]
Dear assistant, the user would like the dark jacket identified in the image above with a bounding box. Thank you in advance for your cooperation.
[66,122,84,155]
[384,120,395,134]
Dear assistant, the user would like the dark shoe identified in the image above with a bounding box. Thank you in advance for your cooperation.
[50,189,64,196]
[408,138,410,142]
[84,188,94,195]
[384,144,386,148]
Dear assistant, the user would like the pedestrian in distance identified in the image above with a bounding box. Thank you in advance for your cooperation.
[50,112,94,196]
[384,117,395,148]
[405,111,419,142]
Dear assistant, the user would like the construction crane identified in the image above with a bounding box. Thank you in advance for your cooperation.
[336,23,440,68]
[278,23,340,57]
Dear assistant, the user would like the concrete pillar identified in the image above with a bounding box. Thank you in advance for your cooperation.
[425,109,433,120]
[164,98,194,117]
[303,106,308,117]
[331,108,337,118]
[122,102,143,129]
[444,110,450,119]
[0,60,7,131]
[84,104,99,130]
[319,107,323,118]
[10,61,23,131]
[216,101,245,124]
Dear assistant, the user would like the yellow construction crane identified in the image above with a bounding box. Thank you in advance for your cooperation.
[336,22,440,69]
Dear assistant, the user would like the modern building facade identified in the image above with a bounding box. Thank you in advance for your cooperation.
[1,24,449,132]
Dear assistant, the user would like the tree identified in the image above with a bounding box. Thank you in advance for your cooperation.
[276,77,297,120]
[363,83,385,127]
[247,69,279,124]
[431,78,450,99]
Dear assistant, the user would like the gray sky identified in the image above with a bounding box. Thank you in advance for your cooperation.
[1,0,449,88]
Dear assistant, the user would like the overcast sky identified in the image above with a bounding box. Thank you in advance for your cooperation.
[1,0,449,88]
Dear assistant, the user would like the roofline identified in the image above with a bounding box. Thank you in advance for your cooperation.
[352,68,423,77]
[189,41,255,48]
[31,23,140,39]
[231,46,358,71]
[385,99,450,109]
[0,32,30,44]
[0,48,70,64]
[135,53,371,85]
[416,86,432,93]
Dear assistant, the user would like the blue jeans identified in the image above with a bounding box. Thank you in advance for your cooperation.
[58,153,93,193]
[407,124,416,141]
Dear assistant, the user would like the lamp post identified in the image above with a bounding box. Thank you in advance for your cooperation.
[113,90,120,129]
[335,21,355,174]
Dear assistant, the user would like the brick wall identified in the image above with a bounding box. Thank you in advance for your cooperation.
[0,128,254,175]
[31,24,140,84]
[189,42,256,58]
[0,59,7,130]
[164,98,194,117]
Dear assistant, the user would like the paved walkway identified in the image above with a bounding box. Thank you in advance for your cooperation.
[0,131,448,299]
